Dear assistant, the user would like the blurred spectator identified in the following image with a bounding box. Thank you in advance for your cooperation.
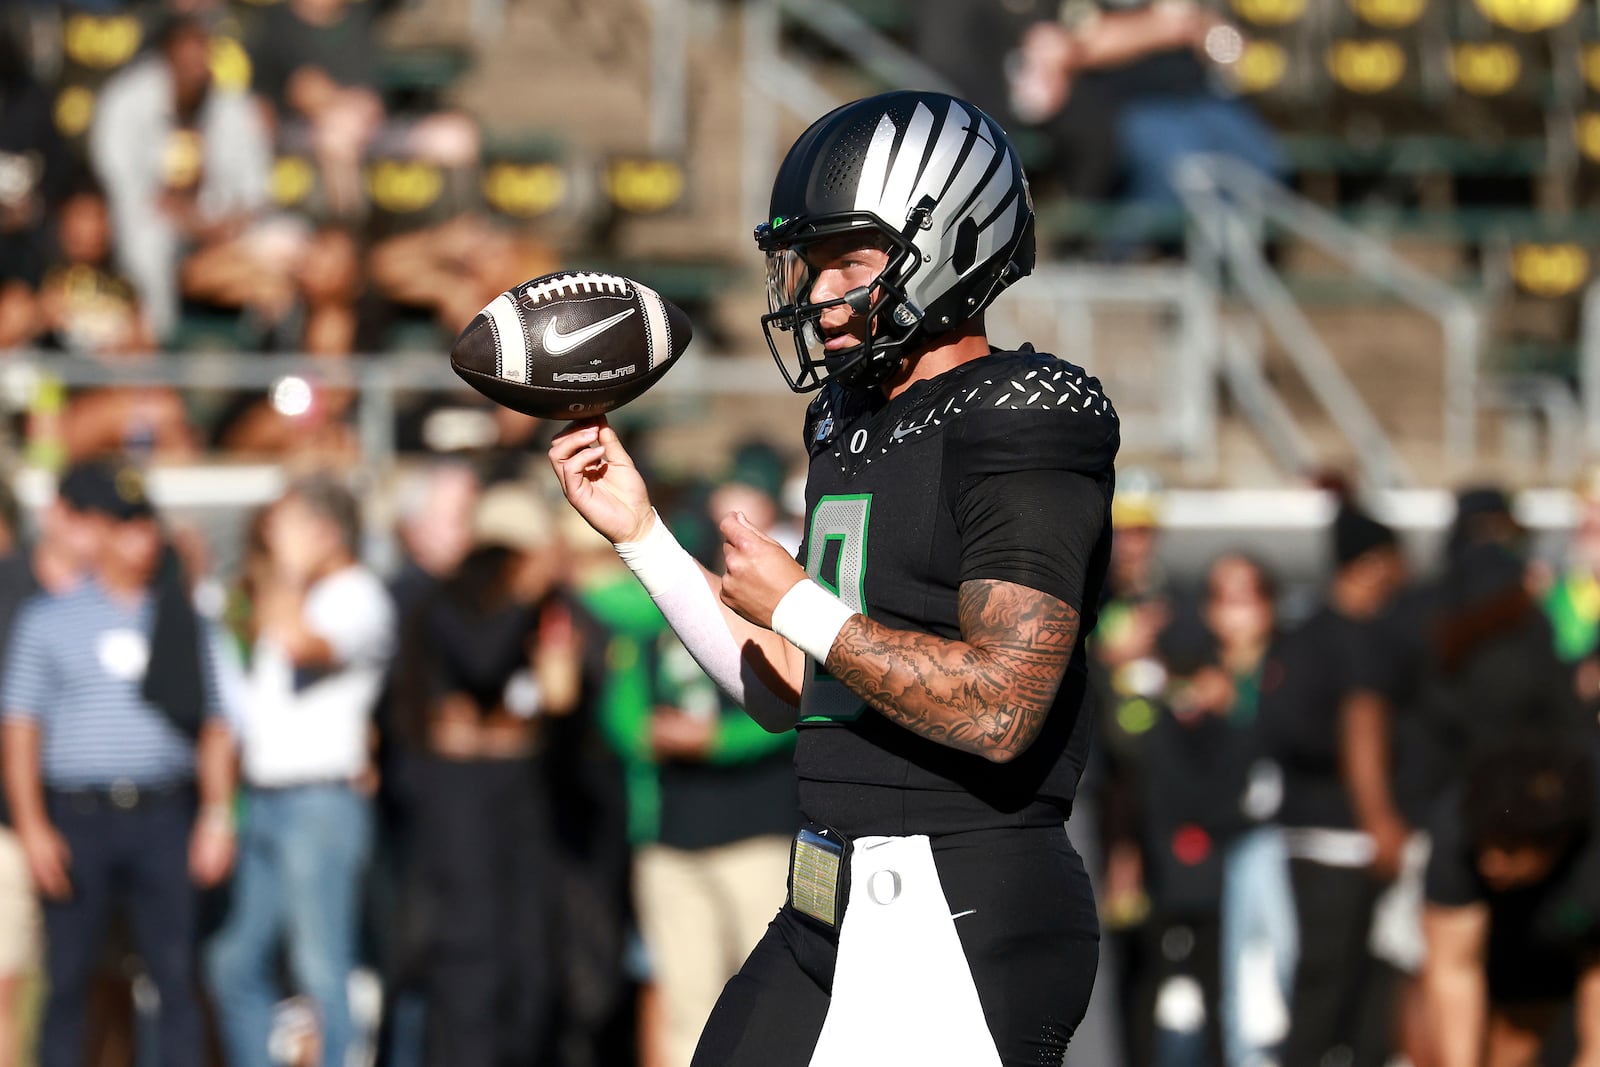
[1199,555,1298,1067]
[88,13,285,343]
[914,0,1052,123]
[366,213,559,340]
[0,24,70,350]
[390,460,482,616]
[1086,479,1172,1062]
[1422,743,1600,1067]
[1544,470,1600,709]
[295,225,364,355]
[1366,538,1591,1067]
[390,484,580,1066]
[1420,542,1586,794]
[575,507,673,1061]
[218,378,362,463]
[629,630,797,1067]
[0,477,72,1067]
[707,442,801,556]
[542,515,649,1063]
[1445,486,1526,565]
[249,0,383,220]
[206,474,394,1067]
[1260,503,1407,1067]
[21,183,199,461]
[1122,554,1279,1067]
[1092,479,1171,912]
[623,468,798,1067]
[1010,2,1282,225]
[0,457,236,1067]
[1100,478,1170,666]
[35,185,153,356]
[370,459,482,1062]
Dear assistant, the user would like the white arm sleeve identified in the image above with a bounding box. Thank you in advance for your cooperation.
[614,512,800,733]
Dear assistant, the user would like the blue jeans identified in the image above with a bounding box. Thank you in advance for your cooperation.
[1218,827,1297,1067]
[206,784,373,1067]
[1117,93,1286,210]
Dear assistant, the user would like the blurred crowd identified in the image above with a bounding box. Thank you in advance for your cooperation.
[0,0,559,465]
[1084,474,1600,1067]
[0,437,803,1067]
[0,0,1296,470]
[0,443,1597,1067]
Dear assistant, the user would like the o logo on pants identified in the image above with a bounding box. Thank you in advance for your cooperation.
[867,868,902,905]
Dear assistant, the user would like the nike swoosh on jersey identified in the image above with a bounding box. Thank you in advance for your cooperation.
[541,308,637,355]
[891,419,933,441]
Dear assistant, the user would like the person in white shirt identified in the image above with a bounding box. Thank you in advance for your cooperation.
[205,474,396,1067]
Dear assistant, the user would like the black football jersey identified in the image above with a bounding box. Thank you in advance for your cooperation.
[793,348,1119,838]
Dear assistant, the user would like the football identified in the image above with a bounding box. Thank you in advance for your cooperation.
[450,270,692,420]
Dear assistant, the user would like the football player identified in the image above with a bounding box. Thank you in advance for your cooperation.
[550,90,1117,1066]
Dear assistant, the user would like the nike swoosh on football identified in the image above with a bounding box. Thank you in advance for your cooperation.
[542,308,637,355]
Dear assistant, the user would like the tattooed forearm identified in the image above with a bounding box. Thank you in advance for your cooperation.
[822,579,1080,762]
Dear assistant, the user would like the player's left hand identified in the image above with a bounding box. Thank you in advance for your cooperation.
[719,511,807,629]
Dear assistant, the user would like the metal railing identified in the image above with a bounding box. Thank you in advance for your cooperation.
[0,348,801,472]
[1582,277,1600,455]
[985,264,1222,478]
[1175,153,1487,489]
[739,0,958,236]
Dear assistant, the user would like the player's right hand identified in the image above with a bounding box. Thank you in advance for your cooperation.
[18,820,71,901]
[549,418,655,544]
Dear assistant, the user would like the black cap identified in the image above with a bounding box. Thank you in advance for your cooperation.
[1447,484,1523,563]
[58,458,155,522]
[1444,541,1526,610]
[1332,503,1396,568]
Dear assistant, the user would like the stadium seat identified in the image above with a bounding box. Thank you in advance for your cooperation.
[1224,0,1324,123]
[50,5,146,152]
[376,45,473,100]
[479,131,572,225]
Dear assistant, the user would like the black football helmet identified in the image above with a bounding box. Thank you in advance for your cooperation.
[755,90,1036,393]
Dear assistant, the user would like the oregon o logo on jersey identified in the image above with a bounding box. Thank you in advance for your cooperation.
[799,494,871,723]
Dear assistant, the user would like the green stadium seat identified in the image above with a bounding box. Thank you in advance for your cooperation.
[836,0,912,35]
[1281,133,1547,176]
[376,46,474,95]
[166,309,253,354]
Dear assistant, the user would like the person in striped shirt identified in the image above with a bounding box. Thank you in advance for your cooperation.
[0,457,235,1067]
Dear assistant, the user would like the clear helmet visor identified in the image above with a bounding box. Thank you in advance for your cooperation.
[764,247,811,315]
[764,247,825,350]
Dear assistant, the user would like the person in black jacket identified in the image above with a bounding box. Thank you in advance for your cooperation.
[1262,504,1408,1067]
[392,484,586,1067]
[1419,542,1586,792]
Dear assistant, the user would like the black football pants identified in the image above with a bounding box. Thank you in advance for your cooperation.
[692,824,1101,1067]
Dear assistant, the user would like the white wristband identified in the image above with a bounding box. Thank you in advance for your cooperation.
[614,510,698,596]
[770,579,856,665]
